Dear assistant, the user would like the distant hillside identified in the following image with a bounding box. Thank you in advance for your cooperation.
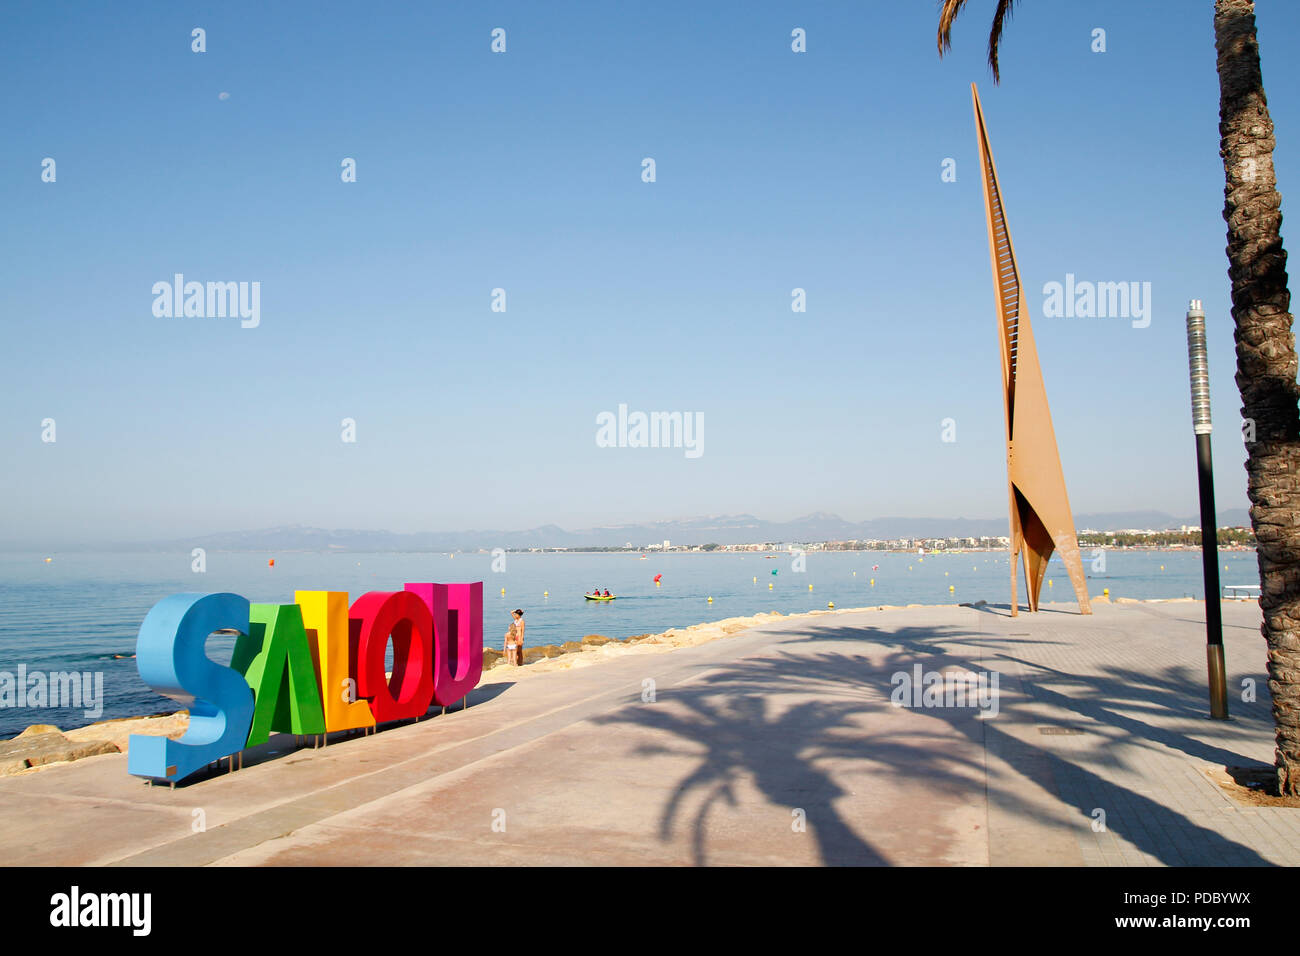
[136,508,1253,552]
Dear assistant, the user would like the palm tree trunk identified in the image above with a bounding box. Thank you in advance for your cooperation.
[1215,0,1300,794]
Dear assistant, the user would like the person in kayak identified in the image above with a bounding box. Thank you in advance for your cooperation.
[603,589,611,597]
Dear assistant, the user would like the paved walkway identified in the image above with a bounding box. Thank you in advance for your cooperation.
[0,600,1292,865]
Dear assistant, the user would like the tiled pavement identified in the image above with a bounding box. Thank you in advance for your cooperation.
[0,598,1290,865]
[964,599,1291,866]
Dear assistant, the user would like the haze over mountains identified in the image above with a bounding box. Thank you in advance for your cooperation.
[130,509,1254,553]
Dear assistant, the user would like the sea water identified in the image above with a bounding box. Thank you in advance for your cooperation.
[0,548,1262,737]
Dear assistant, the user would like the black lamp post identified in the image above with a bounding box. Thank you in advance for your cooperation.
[1186,298,1228,719]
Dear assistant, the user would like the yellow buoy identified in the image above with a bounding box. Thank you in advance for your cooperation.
[870,578,875,586]
[753,577,757,583]
[707,596,713,603]
[1160,565,1164,571]
[769,583,773,590]
[500,587,505,595]
[828,602,834,609]
[1104,588,1110,597]
[808,584,813,591]
[944,571,948,576]
[1049,579,1053,587]
[43,557,52,563]
[543,591,548,598]
[949,585,955,592]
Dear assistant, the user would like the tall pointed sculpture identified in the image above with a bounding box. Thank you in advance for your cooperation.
[972,84,1091,616]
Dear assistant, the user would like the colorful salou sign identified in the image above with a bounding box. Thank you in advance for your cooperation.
[127,582,483,784]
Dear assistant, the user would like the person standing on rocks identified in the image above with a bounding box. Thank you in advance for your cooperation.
[505,609,525,665]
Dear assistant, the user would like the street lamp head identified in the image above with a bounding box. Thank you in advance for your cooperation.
[1186,300,1212,435]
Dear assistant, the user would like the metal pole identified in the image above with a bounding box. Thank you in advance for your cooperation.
[1186,299,1228,719]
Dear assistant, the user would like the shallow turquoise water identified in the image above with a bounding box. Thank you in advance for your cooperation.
[0,548,1261,736]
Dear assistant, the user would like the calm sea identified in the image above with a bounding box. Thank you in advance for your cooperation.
[0,548,1262,737]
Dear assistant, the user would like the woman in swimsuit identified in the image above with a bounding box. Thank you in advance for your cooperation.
[505,609,525,665]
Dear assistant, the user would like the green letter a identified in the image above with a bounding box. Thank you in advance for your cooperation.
[232,603,327,746]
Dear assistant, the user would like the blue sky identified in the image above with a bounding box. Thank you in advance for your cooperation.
[2,0,1297,546]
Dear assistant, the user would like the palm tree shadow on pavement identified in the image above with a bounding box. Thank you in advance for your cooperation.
[592,629,989,866]
[620,694,903,865]
[594,621,1273,866]
[785,624,1275,865]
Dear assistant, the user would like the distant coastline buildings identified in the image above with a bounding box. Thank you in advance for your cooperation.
[155,514,1256,557]
[517,527,1253,554]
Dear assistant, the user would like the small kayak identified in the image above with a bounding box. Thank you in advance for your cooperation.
[584,594,617,601]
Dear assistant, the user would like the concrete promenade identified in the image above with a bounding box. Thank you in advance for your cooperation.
[0,599,1294,866]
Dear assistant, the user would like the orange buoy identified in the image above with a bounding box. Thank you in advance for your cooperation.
[268,558,275,567]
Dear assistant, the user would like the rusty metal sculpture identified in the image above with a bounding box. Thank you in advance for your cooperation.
[972,84,1092,616]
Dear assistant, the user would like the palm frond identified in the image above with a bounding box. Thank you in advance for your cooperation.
[987,0,1019,83]
[937,0,970,56]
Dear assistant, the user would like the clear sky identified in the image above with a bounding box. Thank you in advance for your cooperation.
[2,0,1297,547]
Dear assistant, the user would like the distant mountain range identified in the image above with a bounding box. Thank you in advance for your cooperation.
[139,509,1253,552]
